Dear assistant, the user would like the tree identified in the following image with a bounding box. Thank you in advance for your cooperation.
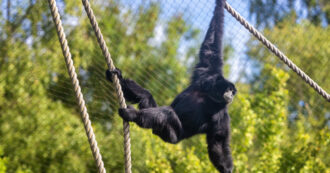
[0,0,199,172]
[1,0,329,172]
[246,13,330,173]
[248,0,330,27]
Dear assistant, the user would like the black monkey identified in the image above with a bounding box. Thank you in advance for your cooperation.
[106,0,236,172]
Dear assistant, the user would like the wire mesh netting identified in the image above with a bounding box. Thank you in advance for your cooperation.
[0,0,329,172]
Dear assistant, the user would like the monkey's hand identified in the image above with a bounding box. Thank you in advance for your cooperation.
[106,68,123,83]
[223,81,236,104]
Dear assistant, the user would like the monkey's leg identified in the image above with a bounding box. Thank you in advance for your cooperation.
[119,106,183,144]
[106,69,157,109]
[207,111,233,173]
[120,79,157,109]
[207,132,233,173]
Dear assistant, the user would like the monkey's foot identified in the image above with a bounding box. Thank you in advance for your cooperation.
[118,105,137,121]
[219,163,233,173]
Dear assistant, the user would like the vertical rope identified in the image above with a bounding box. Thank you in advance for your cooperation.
[224,2,330,102]
[81,0,132,172]
[48,0,106,172]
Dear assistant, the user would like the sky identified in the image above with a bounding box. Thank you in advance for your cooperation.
[120,0,254,81]
[1,0,255,81]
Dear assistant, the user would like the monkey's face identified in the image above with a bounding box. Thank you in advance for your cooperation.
[208,80,236,104]
[223,88,236,104]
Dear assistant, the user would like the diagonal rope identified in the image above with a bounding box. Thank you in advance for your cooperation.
[80,0,132,173]
[48,0,106,172]
[224,2,330,102]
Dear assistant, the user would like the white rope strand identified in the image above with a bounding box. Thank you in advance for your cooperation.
[48,0,106,172]
[224,2,330,102]
[81,0,132,172]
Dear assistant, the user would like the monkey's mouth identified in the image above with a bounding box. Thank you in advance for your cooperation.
[223,91,234,104]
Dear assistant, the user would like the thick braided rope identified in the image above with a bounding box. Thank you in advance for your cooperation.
[81,0,132,172]
[48,0,106,172]
[225,2,330,102]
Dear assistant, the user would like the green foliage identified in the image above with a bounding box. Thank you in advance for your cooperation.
[247,19,330,134]
[248,20,330,113]
[0,0,329,172]
[0,0,194,172]
[249,0,330,26]
[247,17,330,173]
[0,146,7,173]
[229,65,290,172]
[137,128,216,173]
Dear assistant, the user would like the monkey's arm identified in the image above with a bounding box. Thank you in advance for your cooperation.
[106,69,157,109]
[192,0,226,88]
[196,0,225,72]
[207,110,233,173]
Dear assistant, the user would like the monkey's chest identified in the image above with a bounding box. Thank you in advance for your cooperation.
[171,89,222,137]
[176,101,218,138]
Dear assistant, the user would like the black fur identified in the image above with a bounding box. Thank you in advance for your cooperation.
[106,0,236,172]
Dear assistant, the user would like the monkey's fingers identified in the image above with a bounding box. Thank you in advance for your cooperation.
[105,68,123,82]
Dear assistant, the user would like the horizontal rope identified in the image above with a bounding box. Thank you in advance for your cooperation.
[48,0,106,172]
[225,2,330,102]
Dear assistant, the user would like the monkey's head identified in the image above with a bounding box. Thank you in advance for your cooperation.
[208,79,237,104]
